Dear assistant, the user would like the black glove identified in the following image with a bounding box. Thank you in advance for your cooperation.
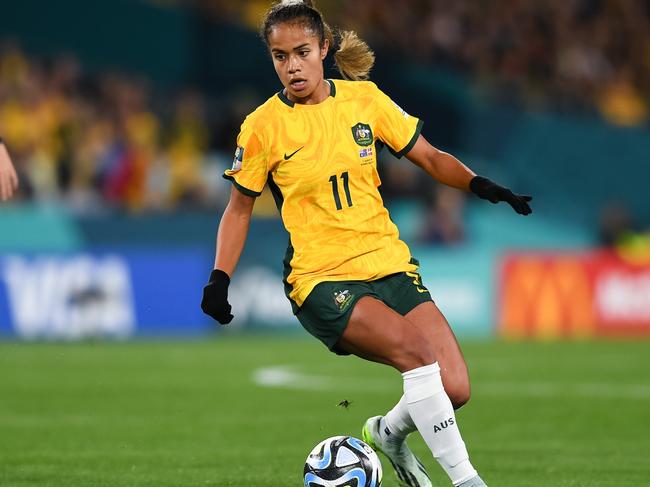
[201,269,234,324]
[469,176,533,215]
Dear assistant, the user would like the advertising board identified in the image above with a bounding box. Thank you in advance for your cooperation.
[0,250,211,339]
[499,250,650,338]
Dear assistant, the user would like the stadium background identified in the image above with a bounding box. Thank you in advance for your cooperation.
[0,1,649,486]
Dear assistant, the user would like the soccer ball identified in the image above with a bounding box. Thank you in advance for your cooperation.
[304,435,382,487]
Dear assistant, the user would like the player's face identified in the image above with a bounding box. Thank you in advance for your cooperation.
[268,22,329,104]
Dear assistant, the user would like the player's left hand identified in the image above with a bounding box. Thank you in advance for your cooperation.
[469,176,532,215]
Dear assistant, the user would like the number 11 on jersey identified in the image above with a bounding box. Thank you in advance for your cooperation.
[329,172,353,210]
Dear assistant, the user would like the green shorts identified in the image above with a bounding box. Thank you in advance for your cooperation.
[295,271,433,355]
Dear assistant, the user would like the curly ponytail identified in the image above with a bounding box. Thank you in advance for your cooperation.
[332,30,375,81]
[261,0,375,80]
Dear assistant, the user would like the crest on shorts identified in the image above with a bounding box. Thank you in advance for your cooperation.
[333,289,354,311]
[351,122,373,147]
[231,146,244,172]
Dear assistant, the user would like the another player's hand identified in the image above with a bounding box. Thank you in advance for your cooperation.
[0,142,19,202]
[469,176,532,215]
[201,269,234,325]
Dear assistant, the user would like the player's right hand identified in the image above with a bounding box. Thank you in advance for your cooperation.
[201,269,234,324]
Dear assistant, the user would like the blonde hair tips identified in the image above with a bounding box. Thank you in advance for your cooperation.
[332,30,375,81]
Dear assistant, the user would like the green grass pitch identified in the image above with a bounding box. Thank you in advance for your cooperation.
[1,336,649,486]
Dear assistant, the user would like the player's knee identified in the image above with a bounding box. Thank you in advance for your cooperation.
[446,379,471,409]
[447,384,471,409]
[392,329,436,372]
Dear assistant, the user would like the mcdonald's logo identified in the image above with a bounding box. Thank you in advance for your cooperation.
[499,255,595,339]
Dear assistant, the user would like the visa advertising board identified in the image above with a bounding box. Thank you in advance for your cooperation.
[0,245,495,339]
[499,250,650,338]
[0,250,211,339]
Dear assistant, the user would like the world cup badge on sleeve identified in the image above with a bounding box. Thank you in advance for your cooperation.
[392,100,410,118]
[231,146,244,171]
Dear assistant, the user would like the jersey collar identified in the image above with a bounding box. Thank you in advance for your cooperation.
[277,79,336,108]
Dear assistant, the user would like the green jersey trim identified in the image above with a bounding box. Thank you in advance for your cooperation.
[394,119,424,158]
[277,89,294,107]
[276,79,336,108]
[327,79,336,97]
[267,173,299,314]
[222,175,262,197]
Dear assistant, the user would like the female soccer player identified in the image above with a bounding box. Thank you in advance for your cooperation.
[0,138,19,201]
[202,2,532,486]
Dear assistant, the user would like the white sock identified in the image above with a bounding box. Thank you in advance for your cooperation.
[381,395,416,445]
[402,362,478,486]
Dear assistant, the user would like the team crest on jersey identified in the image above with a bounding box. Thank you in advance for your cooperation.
[333,289,355,311]
[351,122,373,147]
[231,146,244,172]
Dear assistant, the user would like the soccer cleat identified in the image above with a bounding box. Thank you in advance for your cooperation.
[457,476,487,487]
[362,415,432,487]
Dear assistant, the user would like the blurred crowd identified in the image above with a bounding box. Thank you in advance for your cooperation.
[0,44,463,244]
[0,45,228,213]
[3,0,650,246]
[346,0,650,126]
[220,0,650,127]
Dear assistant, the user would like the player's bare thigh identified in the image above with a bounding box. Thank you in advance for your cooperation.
[336,296,436,372]
[336,297,470,409]
[405,301,470,408]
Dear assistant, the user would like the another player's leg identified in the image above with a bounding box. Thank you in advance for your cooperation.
[339,297,486,487]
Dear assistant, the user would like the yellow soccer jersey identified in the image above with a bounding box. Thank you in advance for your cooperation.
[224,79,424,309]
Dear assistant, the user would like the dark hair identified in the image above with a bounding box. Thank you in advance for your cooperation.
[260,0,375,81]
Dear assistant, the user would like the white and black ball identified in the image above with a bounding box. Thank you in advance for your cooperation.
[304,436,382,487]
